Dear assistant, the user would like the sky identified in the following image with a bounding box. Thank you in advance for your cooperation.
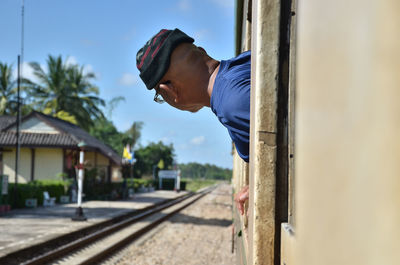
[0,0,236,169]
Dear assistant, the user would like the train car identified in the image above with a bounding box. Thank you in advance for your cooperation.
[232,0,400,265]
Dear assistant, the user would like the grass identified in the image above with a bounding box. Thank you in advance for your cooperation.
[182,178,221,192]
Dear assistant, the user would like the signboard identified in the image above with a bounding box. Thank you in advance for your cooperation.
[1,175,8,195]
[159,170,179,179]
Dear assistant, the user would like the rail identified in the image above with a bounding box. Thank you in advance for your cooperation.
[0,186,216,265]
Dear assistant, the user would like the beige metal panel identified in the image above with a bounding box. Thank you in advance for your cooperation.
[3,148,31,183]
[84,151,95,167]
[249,0,281,264]
[280,224,295,265]
[85,151,111,167]
[295,0,400,265]
[3,151,16,182]
[96,152,110,166]
[34,148,63,180]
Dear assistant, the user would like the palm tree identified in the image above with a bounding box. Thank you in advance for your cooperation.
[27,55,105,130]
[64,64,106,129]
[0,62,17,115]
[122,121,144,149]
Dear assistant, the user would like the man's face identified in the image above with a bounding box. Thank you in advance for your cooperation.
[153,43,208,113]
[155,81,204,113]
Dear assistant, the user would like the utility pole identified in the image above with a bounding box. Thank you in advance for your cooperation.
[13,0,25,207]
[14,55,21,205]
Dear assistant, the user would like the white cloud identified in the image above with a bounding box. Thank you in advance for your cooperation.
[12,61,41,83]
[190,136,205,145]
[178,0,191,11]
[21,62,38,82]
[118,73,137,86]
[65,57,100,79]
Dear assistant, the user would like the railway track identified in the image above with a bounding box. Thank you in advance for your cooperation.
[16,186,215,265]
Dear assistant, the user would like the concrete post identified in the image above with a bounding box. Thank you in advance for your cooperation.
[248,0,281,264]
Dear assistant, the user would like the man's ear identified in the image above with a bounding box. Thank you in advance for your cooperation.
[159,82,179,103]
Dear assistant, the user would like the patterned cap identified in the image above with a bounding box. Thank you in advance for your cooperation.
[136,28,194,90]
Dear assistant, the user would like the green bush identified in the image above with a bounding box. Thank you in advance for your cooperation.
[82,178,158,200]
[126,178,156,190]
[155,178,186,191]
[7,180,66,208]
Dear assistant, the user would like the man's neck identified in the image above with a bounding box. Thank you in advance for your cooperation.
[206,59,221,107]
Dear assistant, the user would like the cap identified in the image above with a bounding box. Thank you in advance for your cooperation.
[136,28,194,89]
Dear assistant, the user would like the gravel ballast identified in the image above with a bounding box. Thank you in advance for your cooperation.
[110,183,236,265]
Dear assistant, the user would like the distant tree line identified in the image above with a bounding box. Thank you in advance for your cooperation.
[179,162,232,180]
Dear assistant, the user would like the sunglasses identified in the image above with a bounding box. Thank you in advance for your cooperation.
[153,81,172,104]
[153,87,165,103]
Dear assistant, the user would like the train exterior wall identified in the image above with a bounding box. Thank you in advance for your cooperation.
[236,0,400,265]
[282,0,400,265]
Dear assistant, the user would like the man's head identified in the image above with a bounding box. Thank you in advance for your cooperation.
[136,28,218,112]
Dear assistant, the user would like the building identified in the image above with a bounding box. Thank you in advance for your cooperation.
[0,111,122,183]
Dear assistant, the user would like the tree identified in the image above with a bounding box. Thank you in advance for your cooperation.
[0,62,33,116]
[106,96,125,119]
[122,121,144,149]
[179,162,232,180]
[89,118,125,155]
[134,141,175,177]
[65,64,105,129]
[0,62,17,115]
[26,55,105,130]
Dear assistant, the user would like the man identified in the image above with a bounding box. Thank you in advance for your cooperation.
[136,28,249,213]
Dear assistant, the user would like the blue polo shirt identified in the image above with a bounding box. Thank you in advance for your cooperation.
[211,51,251,162]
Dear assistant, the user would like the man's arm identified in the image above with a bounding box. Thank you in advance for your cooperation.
[234,185,249,215]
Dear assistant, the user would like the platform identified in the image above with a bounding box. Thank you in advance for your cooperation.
[0,190,187,258]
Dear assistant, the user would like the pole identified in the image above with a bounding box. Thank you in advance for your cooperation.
[14,55,21,207]
[21,0,25,74]
[176,170,181,191]
[72,146,87,221]
[77,149,83,207]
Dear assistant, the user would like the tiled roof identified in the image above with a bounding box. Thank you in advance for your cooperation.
[0,116,16,131]
[0,112,122,165]
[0,131,76,147]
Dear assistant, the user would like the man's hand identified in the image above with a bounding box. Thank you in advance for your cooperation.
[234,185,249,215]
